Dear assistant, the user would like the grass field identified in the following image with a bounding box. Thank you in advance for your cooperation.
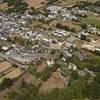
[58,0,98,6]
[81,15,100,28]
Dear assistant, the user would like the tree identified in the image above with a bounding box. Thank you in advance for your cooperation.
[0,78,13,90]
[81,34,87,40]
[7,0,16,6]
[71,28,76,33]
[87,81,100,99]
[71,70,79,80]
[81,23,87,29]
[6,0,28,14]
[12,64,18,68]
[56,23,70,31]
[70,80,87,98]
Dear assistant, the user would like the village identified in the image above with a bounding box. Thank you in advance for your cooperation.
[0,0,100,100]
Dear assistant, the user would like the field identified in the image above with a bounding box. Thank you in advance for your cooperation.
[0,61,24,83]
[39,71,68,94]
[0,0,99,10]
[26,0,46,8]
[0,0,46,9]
[81,15,100,28]
[59,0,98,5]
[0,68,24,82]
[0,3,7,9]
[0,61,12,73]
[50,18,82,32]
[62,21,82,32]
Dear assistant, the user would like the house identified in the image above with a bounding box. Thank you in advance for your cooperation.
[47,6,62,18]
[50,39,62,50]
[53,29,69,37]
[68,63,77,70]
[82,39,100,53]
[87,27,97,34]
[47,58,54,66]
[94,47,100,55]
[47,6,62,14]
[78,31,88,40]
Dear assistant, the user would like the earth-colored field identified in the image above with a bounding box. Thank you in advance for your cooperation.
[26,0,46,8]
[0,68,24,83]
[0,3,7,9]
[36,62,47,73]
[50,19,82,32]
[0,61,12,73]
[0,61,24,83]
[62,21,82,32]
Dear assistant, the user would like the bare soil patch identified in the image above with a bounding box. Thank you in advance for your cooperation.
[26,0,46,8]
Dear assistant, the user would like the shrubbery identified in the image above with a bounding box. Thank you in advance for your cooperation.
[56,23,76,32]
[0,78,13,90]
[5,0,28,14]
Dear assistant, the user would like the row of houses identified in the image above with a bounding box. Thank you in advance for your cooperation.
[46,5,90,21]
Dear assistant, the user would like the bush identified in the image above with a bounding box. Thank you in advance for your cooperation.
[28,64,37,75]
[81,23,87,29]
[6,0,28,14]
[87,81,100,99]
[0,78,13,90]
[12,64,18,68]
[71,28,76,33]
[56,23,70,31]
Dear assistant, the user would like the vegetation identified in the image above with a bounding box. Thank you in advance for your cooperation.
[81,23,87,29]
[81,16,100,29]
[28,64,58,81]
[0,0,99,100]
[56,23,77,32]
[7,78,96,100]
[47,0,58,5]
[12,63,18,68]
[5,0,28,14]
[0,78,13,90]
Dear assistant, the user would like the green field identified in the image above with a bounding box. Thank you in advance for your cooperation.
[81,15,100,28]
[59,0,98,5]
